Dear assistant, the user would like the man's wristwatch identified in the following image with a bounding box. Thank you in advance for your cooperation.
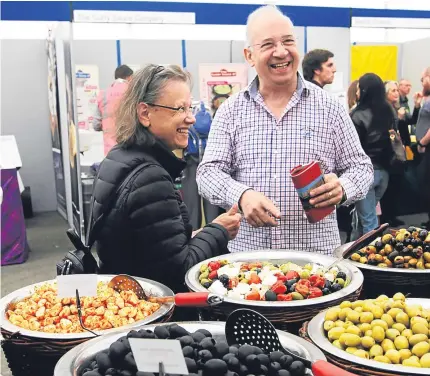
[338,187,347,206]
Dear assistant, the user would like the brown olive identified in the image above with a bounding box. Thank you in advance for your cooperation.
[394,256,404,265]
[384,244,393,254]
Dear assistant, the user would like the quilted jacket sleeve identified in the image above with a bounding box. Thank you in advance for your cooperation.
[123,165,229,288]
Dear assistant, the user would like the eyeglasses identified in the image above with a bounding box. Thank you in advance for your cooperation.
[249,36,297,52]
[146,103,196,116]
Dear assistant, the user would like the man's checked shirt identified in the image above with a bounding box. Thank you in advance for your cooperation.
[196,74,373,255]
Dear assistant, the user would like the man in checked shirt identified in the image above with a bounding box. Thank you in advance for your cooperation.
[196,5,373,255]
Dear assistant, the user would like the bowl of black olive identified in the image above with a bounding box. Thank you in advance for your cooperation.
[55,322,326,376]
[334,226,430,298]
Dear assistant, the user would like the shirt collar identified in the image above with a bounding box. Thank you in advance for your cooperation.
[245,72,310,100]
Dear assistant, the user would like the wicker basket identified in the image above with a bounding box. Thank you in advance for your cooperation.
[0,275,175,376]
[185,251,364,333]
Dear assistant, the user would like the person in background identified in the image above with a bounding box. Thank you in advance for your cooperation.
[196,5,373,255]
[93,65,134,156]
[302,49,336,89]
[347,80,359,111]
[415,67,430,229]
[380,80,407,227]
[399,79,412,117]
[350,73,394,239]
[90,64,241,297]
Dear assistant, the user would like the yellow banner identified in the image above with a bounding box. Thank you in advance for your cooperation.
[351,45,398,82]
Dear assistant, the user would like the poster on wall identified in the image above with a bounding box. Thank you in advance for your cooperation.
[46,35,67,219]
[199,64,248,115]
[75,65,100,130]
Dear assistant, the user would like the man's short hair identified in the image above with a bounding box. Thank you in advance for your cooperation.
[115,65,133,80]
[302,49,334,81]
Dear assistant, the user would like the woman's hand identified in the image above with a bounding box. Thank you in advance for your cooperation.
[398,107,406,120]
[212,204,242,240]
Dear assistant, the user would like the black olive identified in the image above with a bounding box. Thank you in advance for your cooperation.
[257,354,270,366]
[420,229,428,240]
[154,325,170,339]
[227,356,241,372]
[108,342,128,365]
[219,274,230,287]
[277,370,292,376]
[238,344,255,362]
[185,357,198,373]
[246,354,261,371]
[199,337,216,351]
[82,371,102,376]
[253,346,264,355]
[89,360,97,369]
[138,329,156,339]
[265,290,277,301]
[289,360,306,376]
[408,226,416,233]
[198,349,213,362]
[191,331,207,343]
[269,351,284,363]
[123,352,137,372]
[224,353,237,362]
[179,335,195,348]
[323,280,332,289]
[395,242,404,251]
[426,244,430,252]
[214,341,230,358]
[285,279,297,289]
[95,352,112,374]
[229,346,239,355]
[335,271,346,280]
[169,325,190,338]
[260,364,269,375]
[289,283,296,292]
[120,371,133,376]
[126,330,140,339]
[374,240,383,249]
[202,281,212,289]
[183,345,195,358]
[404,238,411,245]
[280,354,293,368]
[196,328,212,337]
[239,363,249,376]
[226,371,239,376]
[388,250,399,262]
[203,358,228,376]
[104,368,119,376]
[269,361,282,372]
[330,283,342,292]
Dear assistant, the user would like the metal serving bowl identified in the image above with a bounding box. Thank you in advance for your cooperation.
[1,275,174,376]
[55,321,327,376]
[185,251,364,327]
[0,275,174,340]
[335,243,430,298]
[306,298,430,376]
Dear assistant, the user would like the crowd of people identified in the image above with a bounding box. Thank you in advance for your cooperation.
[87,5,430,302]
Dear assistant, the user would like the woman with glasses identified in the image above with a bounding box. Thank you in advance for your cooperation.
[89,64,241,297]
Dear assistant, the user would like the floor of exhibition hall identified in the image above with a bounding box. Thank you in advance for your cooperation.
[1,211,428,376]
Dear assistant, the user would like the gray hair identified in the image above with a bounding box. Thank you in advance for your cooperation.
[385,80,398,94]
[116,64,191,145]
[245,5,294,48]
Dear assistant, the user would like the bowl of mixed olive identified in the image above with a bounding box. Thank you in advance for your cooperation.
[334,227,430,298]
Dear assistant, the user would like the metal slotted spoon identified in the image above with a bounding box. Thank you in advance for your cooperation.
[108,274,223,307]
[226,309,357,376]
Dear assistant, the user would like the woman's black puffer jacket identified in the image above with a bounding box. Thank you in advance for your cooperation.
[91,139,229,293]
